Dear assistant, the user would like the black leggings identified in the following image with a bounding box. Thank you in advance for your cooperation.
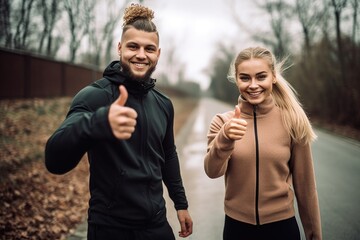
[87,221,175,240]
[223,215,300,240]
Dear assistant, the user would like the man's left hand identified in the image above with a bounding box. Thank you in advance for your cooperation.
[177,209,193,238]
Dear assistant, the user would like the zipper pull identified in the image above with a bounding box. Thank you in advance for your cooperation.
[253,105,257,116]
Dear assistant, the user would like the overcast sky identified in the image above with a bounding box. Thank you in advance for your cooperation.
[130,0,259,89]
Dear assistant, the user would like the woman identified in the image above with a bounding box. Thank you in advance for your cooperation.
[204,47,322,240]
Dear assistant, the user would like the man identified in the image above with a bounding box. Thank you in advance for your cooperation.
[45,4,193,240]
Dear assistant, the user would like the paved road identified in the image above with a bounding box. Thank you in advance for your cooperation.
[312,129,360,240]
[68,97,360,240]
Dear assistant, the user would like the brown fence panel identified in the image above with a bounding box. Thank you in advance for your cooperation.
[29,57,63,97]
[64,64,100,96]
[0,48,102,99]
[0,50,26,98]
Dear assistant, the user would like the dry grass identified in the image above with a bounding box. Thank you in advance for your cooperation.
[0,98,72,176]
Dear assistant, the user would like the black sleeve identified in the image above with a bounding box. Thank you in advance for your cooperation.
[161,100,189,210]
[45,85,114,174]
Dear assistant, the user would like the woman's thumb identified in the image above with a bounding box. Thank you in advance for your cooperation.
[234,105,241,119]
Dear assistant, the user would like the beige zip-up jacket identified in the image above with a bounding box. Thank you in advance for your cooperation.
[204,97,322,240]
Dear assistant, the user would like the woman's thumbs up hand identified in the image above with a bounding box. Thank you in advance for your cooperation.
[224,105,247,140]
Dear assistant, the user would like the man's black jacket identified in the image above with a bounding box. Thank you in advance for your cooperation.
[45,61,188,228]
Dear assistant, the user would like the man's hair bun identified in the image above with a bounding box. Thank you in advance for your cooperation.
[123,3,154,27]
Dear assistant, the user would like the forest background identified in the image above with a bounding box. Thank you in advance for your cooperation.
[1,0,359,129]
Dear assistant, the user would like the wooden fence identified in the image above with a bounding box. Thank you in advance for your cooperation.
[0,48,102,99]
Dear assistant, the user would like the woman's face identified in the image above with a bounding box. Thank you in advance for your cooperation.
[236,58,275,105]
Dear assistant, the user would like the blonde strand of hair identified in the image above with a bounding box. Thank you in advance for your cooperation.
[272,68,317,144]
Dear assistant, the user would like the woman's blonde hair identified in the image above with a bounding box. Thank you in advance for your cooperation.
[228,46,316,144]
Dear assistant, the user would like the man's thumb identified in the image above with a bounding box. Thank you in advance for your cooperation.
[234,105,241,119]
[116,85,128,106]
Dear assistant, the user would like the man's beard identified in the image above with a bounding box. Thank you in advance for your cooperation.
[120,61,156,82]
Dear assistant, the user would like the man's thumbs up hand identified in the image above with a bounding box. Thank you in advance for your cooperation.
[108,86,138,139]
[224,105,247,141]
[116,85,128,106]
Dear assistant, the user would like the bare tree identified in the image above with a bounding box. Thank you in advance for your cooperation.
[259,0,293,57]
[0,0,11,47]
[207,42,238,103]
[155,34,188,87]
[291,0,327,106]
[81,0,130,67]
[350,0,359,43]
[329,0,348,86]
[13,0,35,50]
[349,0,359,68]
[64,0,95,62]
[102,13,121,65]
[229,0,293,58]
[37,0,61,56]
[103,0,131,65]
[294,0,325,52]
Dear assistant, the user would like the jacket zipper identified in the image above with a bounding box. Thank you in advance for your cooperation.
[253,105,260,225]
[140,96,155,218]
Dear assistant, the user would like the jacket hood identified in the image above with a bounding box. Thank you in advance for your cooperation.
[103,60,156,95]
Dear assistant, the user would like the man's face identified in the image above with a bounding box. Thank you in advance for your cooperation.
[118,28,161,82]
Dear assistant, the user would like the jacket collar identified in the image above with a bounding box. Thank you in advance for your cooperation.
[103,60,155,96]
[238,95,275,117]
